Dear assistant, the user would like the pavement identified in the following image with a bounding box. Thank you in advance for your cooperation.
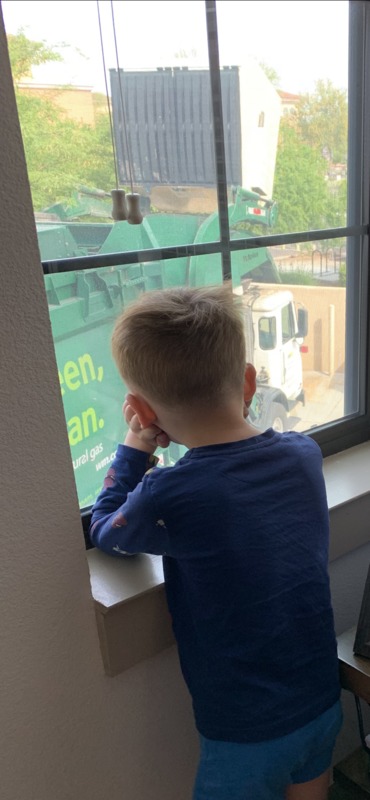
[289,370,345,433]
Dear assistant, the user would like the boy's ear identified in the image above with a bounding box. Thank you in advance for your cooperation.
[127,393,157,428]
[244,363,256,404]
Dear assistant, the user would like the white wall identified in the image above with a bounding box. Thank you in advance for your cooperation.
[0,10,198,800]
[239,57,281,198]
[0,8,369,799]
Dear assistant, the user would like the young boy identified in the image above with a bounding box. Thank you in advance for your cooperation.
[90,285,342,800]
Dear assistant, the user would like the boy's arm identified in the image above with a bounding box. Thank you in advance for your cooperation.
[89,444,170,557]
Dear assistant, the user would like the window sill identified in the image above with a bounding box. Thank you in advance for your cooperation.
[89,550,174,676]
[323,440,370,560]
[88,439,370,676]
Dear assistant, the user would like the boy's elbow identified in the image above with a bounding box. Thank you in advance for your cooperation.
[89,515,136,558]
[89,515,109,551]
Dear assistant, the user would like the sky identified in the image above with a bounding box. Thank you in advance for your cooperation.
[2,0,349,95]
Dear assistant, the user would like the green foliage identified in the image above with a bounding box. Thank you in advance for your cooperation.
[278,270,317,286]
[82,113,117,192]
[273,120,328,233]
[7,31,116,210]
[273,78,348,234]
[324,179,347,229]
[7,29,63,81]
[298,79,348,164]
[16,91,116,209]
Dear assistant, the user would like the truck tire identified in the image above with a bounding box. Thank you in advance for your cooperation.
[270,402,288,433]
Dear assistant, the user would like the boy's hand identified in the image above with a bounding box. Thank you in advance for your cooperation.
[123,396,170,455]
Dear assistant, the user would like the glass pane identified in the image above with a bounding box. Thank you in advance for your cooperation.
[231,236,351,436]
[217,0,349,234]
[281,304,296,344]
[258,318,277,350]
[2,0,221,259]
[44,252,228,508]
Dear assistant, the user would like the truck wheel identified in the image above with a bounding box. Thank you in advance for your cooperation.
[270,403,288,432]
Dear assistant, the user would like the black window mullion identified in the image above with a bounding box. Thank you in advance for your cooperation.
[41,225,367,276]
[344,1,370,418]
[205,0,231,279]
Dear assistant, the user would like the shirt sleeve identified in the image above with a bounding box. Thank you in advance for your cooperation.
[89,444,170,557]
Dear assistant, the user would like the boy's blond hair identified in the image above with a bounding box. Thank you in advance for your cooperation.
[111,284,246,408]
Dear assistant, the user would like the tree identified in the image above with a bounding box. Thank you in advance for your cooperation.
[7,31,116,210]
[273,119,329,233]
[297,79,348,164]
[323,178,347,230]
[7,29,63,81]
[16,91,116,209]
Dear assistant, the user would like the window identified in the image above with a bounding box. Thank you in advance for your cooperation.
[259,317,276,350]
[281,303,295,344]
[2,0,370,513]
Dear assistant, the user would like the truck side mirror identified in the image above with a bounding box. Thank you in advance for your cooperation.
[297,307,308,338]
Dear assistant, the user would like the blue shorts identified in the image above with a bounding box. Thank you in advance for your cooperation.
[193,700,342,800]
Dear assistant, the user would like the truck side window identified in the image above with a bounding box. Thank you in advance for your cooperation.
[258,317,276,350]
[282,303,296,344]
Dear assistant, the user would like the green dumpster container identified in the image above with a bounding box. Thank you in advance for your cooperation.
[44,261,187,509]
[40,206,280,509]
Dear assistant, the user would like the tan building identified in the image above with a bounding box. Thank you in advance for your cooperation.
[17,80,98,125]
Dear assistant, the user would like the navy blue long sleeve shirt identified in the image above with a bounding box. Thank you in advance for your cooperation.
[90,429,341,742]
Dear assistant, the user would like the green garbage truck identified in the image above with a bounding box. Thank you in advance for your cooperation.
[38,187,307,509]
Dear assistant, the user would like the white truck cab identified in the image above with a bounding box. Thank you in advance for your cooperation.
[241,284,308,407]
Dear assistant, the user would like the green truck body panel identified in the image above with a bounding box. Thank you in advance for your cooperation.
[39,189,281,508]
